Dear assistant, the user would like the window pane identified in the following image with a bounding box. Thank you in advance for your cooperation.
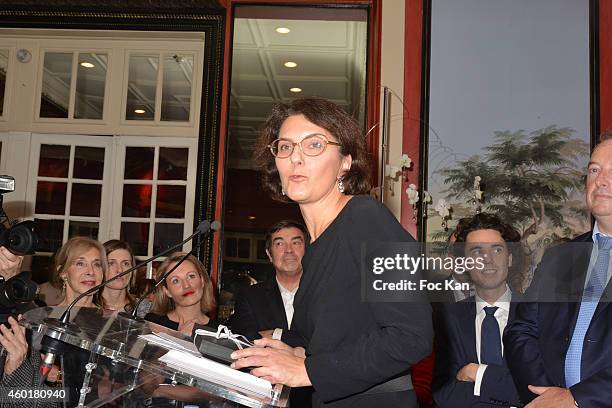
[126,54,158,121]
[39,144,70,178]
[158,147,188,180]
[0,49,7,116]
[40,52,72,118]
[153,223,184,254]
[161,54,192,122]
[120,222,149,256]
[226,237,237,258]
[238,238,250,259]
[74,146,105,180]
[35,181,67,215]
[70,183,101,217]
[122,184,151,218]
[74,53,107,120]
[256,239,267,261]
[156,185,185,218]
[68,221,99,239]
[35,218,64,252]
[124,147,154,179]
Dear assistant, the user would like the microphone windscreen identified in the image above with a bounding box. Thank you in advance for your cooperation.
[210,221,222,231]
[196,220,211,234]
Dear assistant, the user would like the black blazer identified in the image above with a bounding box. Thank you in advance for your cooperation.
[229,277,288,340]
[433,297,521,408]
[505,232,612,407]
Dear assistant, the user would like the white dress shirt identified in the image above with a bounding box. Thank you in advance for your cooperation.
[473,285,512,396]
[272,278,298,340]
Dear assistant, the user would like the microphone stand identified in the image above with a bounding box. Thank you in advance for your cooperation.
[127,251,192,319]
[56,220,213,326]
[36,220,218,385]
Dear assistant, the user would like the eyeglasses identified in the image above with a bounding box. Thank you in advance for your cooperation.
[268,134,341,158]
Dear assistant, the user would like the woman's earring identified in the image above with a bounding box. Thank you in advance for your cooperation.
[281,188,286,196]
[337,178,345,193]
[61,276,67,297]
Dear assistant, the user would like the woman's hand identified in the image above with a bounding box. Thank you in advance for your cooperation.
[231,338,311,387]
[177,315,209,336]
[0,315,28,376]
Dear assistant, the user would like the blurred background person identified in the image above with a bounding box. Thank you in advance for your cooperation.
[101,239,136,313]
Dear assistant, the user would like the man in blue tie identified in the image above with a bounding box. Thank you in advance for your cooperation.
[505,138,612,407]
[433,213,523,408]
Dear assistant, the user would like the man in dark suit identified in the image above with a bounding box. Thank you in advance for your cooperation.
[434,213,522,408]
[504,138,612,407]
[229,220,311,407]
[230,219,308,340]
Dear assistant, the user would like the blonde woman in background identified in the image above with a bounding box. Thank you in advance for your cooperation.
[145,251,218,336]
[55,236,106,307]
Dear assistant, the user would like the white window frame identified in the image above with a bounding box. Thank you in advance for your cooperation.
[121,50,198,128]
[35,49,112,123]
[0,44,16,123]
[25,133,114,254]
[111,135,197,258]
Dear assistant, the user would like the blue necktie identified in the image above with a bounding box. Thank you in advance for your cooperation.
[565,235,612,387]
[481,306,503,365]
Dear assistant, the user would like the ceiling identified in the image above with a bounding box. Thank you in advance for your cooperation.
[227,14,368,170]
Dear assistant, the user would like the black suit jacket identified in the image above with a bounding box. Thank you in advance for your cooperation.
[433,297,521,408]
[229,277,288,340]
[505,231,612,407]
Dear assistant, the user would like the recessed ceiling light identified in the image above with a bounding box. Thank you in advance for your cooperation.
[80,62,95,68]
[248,216,256,220]
[289,87,302,93]
[134,109,146,114]
[275,27,291,34]
[284,61,297,68]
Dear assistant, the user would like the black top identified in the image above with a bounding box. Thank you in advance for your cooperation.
[288,195,433,408]
[144,312,220,335]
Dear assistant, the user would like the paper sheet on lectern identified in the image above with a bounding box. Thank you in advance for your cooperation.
[159,349,273,397]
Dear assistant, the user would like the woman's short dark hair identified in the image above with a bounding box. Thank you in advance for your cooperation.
[254,97,372,202]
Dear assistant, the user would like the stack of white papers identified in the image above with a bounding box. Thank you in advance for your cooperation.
[139,332,272,398]
[159,349,273,398]
[139,332,201,357]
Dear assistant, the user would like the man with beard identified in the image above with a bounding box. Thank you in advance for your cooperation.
[433,213,522,408]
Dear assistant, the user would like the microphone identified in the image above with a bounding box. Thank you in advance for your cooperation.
[37,220,219,383]
[129,221,221,318]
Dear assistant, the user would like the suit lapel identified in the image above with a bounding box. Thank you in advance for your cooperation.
[459,301,478,363]
[568,234,594,339]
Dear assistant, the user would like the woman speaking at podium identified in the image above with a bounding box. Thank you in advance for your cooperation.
[232,98,433,408]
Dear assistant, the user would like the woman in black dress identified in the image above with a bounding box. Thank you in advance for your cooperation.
[231,97,433,408]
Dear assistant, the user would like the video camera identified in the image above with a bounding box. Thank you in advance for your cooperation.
[0,175,39,309]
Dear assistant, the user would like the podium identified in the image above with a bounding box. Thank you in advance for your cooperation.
[21,306,289,408]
